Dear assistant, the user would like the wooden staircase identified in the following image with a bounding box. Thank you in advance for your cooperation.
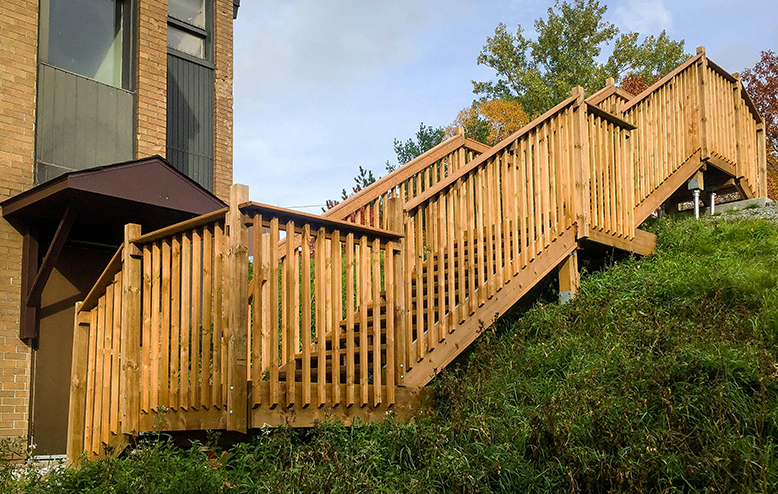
[66,48,768,462]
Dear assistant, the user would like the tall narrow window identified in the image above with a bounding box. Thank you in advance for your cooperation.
[168,0,210,61]
[40,0,131,89]
[166,0,214,191]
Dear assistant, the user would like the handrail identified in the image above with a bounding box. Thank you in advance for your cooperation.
[241,202,403,240]
[323,133,490,220]
[586,103,636,130]
[81,245,123,311]
[405,93,580,212]
[131,207,229,245]
[620,51,704,113]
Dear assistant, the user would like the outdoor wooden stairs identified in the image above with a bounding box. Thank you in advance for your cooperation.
[66,48,768,462]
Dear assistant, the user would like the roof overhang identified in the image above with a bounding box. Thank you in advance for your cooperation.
[2,155,226,246]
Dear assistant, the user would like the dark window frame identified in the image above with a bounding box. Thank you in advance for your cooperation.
[38,0,135,91]
[167,0,213,66]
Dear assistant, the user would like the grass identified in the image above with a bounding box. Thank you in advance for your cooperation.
[4,215,778,493]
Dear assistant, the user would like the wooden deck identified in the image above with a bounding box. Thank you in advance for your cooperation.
[67,48,767,463]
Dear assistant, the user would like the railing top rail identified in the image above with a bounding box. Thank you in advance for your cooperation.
[404,92,580,213]
[323,133,490,219]
[241,201,403,240]
[586,82,633,108]
[586,102,636,130]
[620,51,704,113]
[81,244,124,312]
[130,207,229,245]
[731,72,764,124]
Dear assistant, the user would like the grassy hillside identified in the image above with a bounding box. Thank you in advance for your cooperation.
[5,215,778,493]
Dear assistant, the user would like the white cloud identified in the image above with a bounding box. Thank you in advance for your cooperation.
[612,0,673,34]
[234,0,433,95]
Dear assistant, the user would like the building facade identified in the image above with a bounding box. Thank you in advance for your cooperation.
[0,0,237,453]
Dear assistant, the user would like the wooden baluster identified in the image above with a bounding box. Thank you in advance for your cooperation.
[359,235,370,406]
[180,233,191,409]
[331,230,342,407]
[109,273,122,434]
[157,240,170,409]
[191,229,202,409]
[372,238,382,406]
[202,225,213,408]
[345,232,356,406]
[212,222,225,408]
[141,245,152,413]
[170,235,181,410]
[285,220,296,409]
[150,242,161,410]
[301,225,312,407]
[414,212,425,359]
[315,227,327,407]
[404,216,415,366]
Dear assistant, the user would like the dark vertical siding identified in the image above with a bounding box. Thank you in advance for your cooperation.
[166,54,214,191]
[35,64,134,184]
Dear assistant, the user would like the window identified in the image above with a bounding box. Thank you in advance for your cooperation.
[167,0,210,61]
[40,0,131,89]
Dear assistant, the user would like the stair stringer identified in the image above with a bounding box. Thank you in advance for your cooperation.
[403,227,579,389]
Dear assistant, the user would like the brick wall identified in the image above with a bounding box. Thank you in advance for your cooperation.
[0,0,37,439]
[213,0,234,202]
[136,0,168,159]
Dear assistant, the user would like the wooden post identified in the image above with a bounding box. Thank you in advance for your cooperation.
[571,86,590,239]
[557,250,579,304]
[757,122,768,197]
[120,224,142,436]
[386,198,405,387]
[66,302,90,465]
[227,184,249,433]
[697,46,710,160]
[733,74,744,179]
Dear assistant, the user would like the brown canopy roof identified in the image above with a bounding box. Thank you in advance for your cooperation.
[2,155,226,245]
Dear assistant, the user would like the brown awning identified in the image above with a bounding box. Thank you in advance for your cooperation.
[2,155,226,245]
[1,155,227,340]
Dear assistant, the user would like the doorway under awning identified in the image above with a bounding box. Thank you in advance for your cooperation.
[2,155,227,341]
[1,155,227,457]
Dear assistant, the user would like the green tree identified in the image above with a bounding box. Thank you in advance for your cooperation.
[389,122,446,170]
[325,123,444,211]
[474,0,687,117]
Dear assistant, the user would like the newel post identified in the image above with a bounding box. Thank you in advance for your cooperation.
[571,85,590,239]
[66,301,90,465]
[696,46,710,161]
[120,223,143,436]
[227,184,249,433]
[386,198,406,387]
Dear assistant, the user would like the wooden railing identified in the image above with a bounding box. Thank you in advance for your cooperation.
[401,90,588,385]
[68,51,767,463]
[703,59,766,197]
[621,48,767,218]
[586,104,635,239]
[323,130,489,228]
[68,246,127,460]
[621,53,705,210]
[68,189,407,460]
[244,202,404,412]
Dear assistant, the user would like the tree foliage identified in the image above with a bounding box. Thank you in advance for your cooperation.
[390,122,446,169]
[324,166,375,211]
[325,123,444,211]
[447,98,529,145]
[742,50,778,158]
[473,0,687,117]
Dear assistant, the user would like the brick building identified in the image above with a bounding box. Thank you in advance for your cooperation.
[0,0,238,456]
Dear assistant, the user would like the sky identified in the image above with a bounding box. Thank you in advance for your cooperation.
[233,0,778,212]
